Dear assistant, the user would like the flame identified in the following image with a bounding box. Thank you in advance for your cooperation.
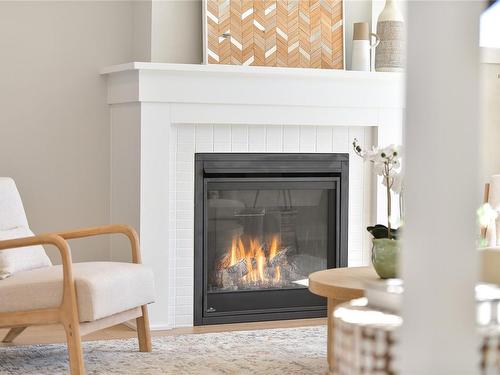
[274,266,281,283]
[269,236,279,260]
[226,234,282,286]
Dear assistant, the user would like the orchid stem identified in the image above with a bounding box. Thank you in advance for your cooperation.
[386,164,392,240]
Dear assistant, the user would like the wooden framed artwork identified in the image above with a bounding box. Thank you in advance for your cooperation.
[203,0,344,69]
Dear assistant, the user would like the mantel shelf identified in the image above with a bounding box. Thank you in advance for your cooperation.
[101,62,405,114]
[101,62,404,82]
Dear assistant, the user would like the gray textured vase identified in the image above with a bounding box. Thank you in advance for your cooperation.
[375,0,406,72]
[372,238,400,279]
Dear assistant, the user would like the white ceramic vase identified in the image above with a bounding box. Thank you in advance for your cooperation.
[375,0,406,72]
[351,22,379,72]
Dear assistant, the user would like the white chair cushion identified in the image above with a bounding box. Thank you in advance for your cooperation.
[0,262,155,322]
[0,178,29,230]
[0,227,52,278]
[0,178,52,278]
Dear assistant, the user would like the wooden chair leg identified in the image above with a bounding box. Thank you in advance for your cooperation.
[136,305,152,352]
[2,327,27,343]
[63,320,85,375]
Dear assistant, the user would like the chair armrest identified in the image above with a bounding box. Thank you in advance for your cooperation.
[0,234,76,310]
[56,224,141,264]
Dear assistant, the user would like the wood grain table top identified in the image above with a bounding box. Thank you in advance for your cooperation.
[309,266,379,301]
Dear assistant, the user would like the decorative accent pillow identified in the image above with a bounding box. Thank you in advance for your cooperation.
[0,227,52,279]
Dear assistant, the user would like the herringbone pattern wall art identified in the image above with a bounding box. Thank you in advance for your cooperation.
[205,0,344,69]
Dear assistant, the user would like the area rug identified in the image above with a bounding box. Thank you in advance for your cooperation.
[0,325,327,374]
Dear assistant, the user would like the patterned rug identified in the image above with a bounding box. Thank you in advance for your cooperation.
[0,326,327,374]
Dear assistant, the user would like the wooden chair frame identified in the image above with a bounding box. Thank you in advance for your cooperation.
[0,224,152,375]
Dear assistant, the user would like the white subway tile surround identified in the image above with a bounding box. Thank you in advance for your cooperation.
[169,124,374,328]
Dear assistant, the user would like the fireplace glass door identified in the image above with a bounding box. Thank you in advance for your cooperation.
[204,177,337,317]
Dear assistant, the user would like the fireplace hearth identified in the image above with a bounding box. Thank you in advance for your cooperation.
[194,153,349,325]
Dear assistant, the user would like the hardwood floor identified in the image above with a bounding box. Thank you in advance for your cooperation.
[0,318,326,346]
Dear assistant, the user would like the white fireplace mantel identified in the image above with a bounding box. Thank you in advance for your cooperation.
[102,63,405,330]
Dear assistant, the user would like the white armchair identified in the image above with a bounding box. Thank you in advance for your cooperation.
[0,178,155,374]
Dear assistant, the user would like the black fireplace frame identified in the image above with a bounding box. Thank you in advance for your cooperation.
[194,153,349,325]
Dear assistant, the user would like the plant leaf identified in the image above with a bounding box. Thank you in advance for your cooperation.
[366,225,401,240]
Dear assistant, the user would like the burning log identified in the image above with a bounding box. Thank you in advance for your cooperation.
[283,258,306,281]
[220,269,237,290]
[216,254,231,270]
[268,246,291,268]
[226,258,250,279]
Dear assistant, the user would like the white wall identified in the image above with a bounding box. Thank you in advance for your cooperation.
[0,1,136,262]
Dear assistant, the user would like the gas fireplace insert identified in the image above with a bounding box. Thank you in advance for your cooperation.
[194,153,348,325]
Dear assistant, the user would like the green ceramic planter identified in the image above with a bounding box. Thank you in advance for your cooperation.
[372,238,400,279]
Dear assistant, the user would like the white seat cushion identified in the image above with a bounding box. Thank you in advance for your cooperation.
[0,262,155,322]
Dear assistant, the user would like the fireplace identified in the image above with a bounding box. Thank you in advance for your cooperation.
[194,153,349,325]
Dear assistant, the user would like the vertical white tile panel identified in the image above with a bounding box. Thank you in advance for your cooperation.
[316,126,334,152]
[231,124,248,144]
[214,142,232,152]
[195,124,214,144]
[178,124,195,144]
[332,127,349,153]
[195,143,214,152]
[299,126,317,152]
[283,126,300,152]
[214,124,232,152]
[347,127,365,266]
[266,125,283,152]
[248,125,266,145]
[248,125,266,151]
[362,127,375,266]
[213,124,231,143]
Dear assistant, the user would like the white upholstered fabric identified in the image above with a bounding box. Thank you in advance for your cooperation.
[0,178,52,277]
[0,178,29,230]
[0,262,155,322]
[0,227,52,276]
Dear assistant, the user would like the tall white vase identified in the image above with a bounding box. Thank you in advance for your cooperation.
[375,0,405,72]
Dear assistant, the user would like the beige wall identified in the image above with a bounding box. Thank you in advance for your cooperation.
[0,1,135,262]
[0,0,375,264]
[481,61,500,181]
[151,0,203,63]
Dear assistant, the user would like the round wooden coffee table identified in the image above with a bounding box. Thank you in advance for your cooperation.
[309,266,379,374]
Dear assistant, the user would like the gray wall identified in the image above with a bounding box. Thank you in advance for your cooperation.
[0,1,135,262]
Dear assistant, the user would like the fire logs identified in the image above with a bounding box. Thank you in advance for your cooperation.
[215,257,252,290]
[213,236,307,291]
[268,246,291,268]
[227,258,250,279]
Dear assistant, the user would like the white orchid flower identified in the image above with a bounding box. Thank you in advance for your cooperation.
[380,144,401,159]
[373,163,385,176]
[390,174,404,194]
[477,203,498,227]
[353,138,404,239]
